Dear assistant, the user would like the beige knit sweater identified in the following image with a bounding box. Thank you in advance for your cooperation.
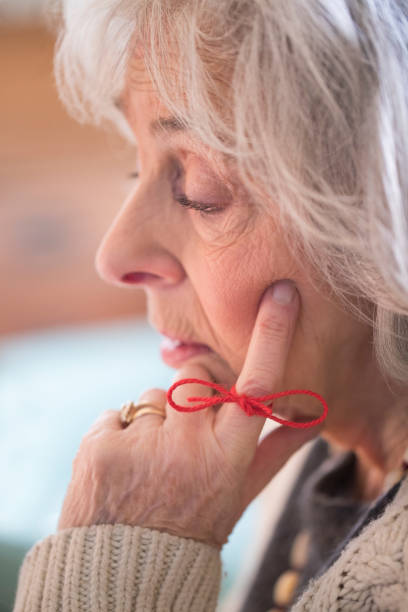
[14,477,408,611]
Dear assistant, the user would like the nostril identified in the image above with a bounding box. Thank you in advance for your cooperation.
[121,271,162,284]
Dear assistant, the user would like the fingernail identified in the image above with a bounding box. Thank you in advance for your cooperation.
[270,280,296,305]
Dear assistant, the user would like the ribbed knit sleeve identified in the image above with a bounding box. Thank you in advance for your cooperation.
[13,524,222,612]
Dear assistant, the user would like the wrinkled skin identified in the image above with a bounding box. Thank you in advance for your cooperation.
[58,63,408,545]
[59,287,320,548]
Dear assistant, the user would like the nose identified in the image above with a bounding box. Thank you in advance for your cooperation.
[96,188,185,290]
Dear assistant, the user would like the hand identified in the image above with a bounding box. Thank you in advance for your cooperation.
[58,282,320,548]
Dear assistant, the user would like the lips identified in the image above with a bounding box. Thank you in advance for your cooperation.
[160,335,212,368]
[156,328,206,346]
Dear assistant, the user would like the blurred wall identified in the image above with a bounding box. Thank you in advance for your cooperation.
[0,25,146,335]
[0,0,49,23]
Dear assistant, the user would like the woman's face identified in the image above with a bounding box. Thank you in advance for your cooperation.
[96,64,373,417]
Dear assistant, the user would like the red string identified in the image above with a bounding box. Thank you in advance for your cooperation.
[167,378,328,429]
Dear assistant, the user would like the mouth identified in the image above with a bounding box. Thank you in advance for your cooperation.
[159,335,213,368]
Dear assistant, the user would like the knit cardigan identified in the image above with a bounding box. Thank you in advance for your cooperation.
[14,476,408,611]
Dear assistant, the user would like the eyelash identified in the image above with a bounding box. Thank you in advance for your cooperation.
[174,194,221,215]
[128,170,222,216]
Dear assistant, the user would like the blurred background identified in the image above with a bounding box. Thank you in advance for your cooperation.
[0,3,308,611]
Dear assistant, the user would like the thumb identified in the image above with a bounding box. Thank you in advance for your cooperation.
[241,425,321,508]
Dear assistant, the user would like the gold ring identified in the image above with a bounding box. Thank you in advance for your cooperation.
[120,401,166,427]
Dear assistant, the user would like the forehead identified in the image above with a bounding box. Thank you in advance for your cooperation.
[119,53,215,162]
[119,52,183,133]
[118,47,236,173]
[120,56,162,116]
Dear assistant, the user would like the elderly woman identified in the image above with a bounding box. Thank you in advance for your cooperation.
[14,1,408,610]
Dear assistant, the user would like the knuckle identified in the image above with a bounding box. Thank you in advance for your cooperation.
[91,439,116,475]
[239,373,270,397]
[79,432,117,474]
[90,410,116,429]
[104,409,118,418]
[138,387,166,402]
[141,387,163,396]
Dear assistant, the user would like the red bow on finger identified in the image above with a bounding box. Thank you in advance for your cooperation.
[167,378,328,429]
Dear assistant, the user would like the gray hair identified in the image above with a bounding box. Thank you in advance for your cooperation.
[53,0,408,384]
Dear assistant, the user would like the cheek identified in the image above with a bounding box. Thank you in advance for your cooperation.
[203,269,256,371]
[195,238,293,372]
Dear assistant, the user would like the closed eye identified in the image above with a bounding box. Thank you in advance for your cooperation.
[174,194,223,215]
[127,169,224,215]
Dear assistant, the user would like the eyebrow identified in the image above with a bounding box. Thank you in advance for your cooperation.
[149,116,189,136]
[114,98,190,138]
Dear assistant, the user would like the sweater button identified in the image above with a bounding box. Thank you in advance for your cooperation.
[273,569,300,606]
[290,530,310,569]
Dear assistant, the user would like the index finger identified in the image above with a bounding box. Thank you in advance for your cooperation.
[215,280,299,460]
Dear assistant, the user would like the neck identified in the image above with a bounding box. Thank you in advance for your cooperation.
[322,374,408,502]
